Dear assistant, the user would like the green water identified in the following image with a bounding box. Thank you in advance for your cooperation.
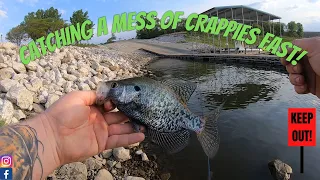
[147,58,320,180]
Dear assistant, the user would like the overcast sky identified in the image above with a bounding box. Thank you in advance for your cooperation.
[0,0,319,44]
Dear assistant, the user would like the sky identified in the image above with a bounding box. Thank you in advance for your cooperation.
[0,0,319,44]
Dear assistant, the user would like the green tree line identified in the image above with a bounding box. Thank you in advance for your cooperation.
[5,7,94,46]
[136,13,304,39]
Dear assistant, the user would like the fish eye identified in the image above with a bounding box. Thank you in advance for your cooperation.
[111,82,118,88]
[134,86,141,91]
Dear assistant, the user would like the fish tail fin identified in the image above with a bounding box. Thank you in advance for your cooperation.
[197,100,226,159]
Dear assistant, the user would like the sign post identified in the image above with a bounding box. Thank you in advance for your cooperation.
[288,108,316,173]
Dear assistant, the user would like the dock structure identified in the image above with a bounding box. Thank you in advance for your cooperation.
[195,5,282,54]
[139,48,283,67]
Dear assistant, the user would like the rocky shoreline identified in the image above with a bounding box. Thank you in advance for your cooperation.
[0,42,166,180]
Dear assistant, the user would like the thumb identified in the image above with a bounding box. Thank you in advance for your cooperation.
[292,38,320,76]
[73,90,97,106]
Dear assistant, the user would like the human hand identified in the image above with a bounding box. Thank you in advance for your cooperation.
[281,37,320,98]
[42,90,145,166]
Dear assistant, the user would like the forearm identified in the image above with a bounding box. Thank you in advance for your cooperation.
[0,113,60,180]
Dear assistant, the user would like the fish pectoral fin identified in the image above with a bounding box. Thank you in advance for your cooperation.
[147,128,190,154]
[161,78,197,104]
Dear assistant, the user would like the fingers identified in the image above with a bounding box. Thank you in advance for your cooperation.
[289,74,305,86]
[286,63,303,74]
[104,111,129,125]
[292,38,318,54]
[106,133,145,149]
[294,84,309,94]
[280,58,290,66]
[104,100,116,112]
[108,123,146,136]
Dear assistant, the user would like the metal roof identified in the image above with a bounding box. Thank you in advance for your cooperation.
[201,5,281,22]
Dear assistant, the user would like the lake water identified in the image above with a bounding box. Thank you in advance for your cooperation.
[146,58,320,180]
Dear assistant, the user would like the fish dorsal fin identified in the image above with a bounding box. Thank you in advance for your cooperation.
[161,78,197,103]
[147,128,190,154]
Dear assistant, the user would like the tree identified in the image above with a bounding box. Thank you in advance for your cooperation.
[107,33,116,43]
[5,24,28,46]
[287,21,298,37]
[297,23,304,38]
[136,15,162,39]
[22,7,65,41]
[70,9,94,43]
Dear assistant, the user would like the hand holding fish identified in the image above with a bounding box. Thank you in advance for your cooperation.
[281,37,320,98]
[44,90,145,166]
[0,90,145,179]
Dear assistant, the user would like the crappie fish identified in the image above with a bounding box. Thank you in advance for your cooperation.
[96,77,224,158]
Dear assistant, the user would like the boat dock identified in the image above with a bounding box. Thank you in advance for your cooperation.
[139,48,282,67]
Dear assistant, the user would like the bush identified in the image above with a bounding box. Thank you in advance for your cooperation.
[0,119,5,127]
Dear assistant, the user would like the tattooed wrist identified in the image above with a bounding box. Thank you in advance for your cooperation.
[0,113,60,180]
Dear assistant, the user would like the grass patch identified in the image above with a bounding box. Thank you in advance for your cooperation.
[0,119,5,127]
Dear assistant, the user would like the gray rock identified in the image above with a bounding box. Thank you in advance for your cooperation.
[25,61,38,71]
[78,83,91,91]
[101,149,113,159]
[135,150,143,155]
[56,162,87,180]
[85,79,96,89]
[12,62,26,73]
[79,67,90,77]
[0,54,6,63]
[91,62,104,73]
[13,110,26,120]
[67,65,77,74]
[29,78,43,92]
[9,117,19,124]
[268,159,292,180]
[6,85,34,110]
[84,157,103,171]
[0,63,8,68]
[141,153,149,161]
[90,76,102,85]
[160,173,171,180]
[94,169,114,180]
[12,74,28,81]
[39,59,48,67]
[113,147,131,162]
[0,99,14,123]
[62,52,74,63]
[111,169,117,175]
[63,74,77,81]
[107,160,117,168]
[64,81,73,93]
[0,67,15,80]
[0,79,18,92]
[109,65,119,71]
[115,162,122,169]
[45,94,60,109]
[125,176,145,180]
[33,103,45,113]
[128,142,139,148]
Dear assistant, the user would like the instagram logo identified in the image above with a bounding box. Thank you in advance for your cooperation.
[0,155,12,168]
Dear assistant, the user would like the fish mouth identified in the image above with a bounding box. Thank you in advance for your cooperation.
[96,81,111,105]
[96,93,107,105]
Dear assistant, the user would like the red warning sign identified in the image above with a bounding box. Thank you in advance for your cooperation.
[288,108,316,146]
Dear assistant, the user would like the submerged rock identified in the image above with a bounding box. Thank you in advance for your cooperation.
[125,176,145,180]
[268,159,292,180]
[94,169,114,180]
[113,147,131,162]
[56,162,87,180]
